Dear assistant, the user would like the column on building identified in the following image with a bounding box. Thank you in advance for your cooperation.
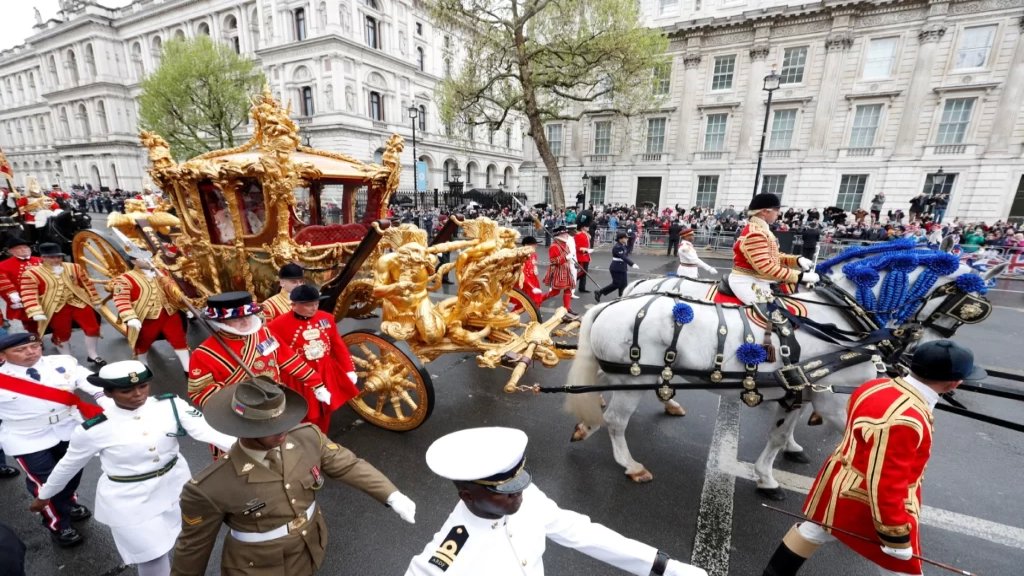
[808,31,853,156]
[893,25,947,156]
[674,41,701,162]
[987,19,1024,154]
[736,42,771,160]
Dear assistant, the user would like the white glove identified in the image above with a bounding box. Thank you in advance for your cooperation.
[313,386,332,405]
[386,491,417,524]
[797,257,815,272]
[125,319,143,330]
[665,559,709,576]
[880,545,913,561]
[704,266,718,275]
[10,301,22,309]
[800,271,820,285]
[185,310,195,319]
[346,371,358,386]
[9,292,20,303]
[32,314,47,322]
[531,288,542,295]
[631,263,639,269]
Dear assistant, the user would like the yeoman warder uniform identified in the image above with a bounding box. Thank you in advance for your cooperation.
[761,340,986,576]
[171,378,416,576]
[268,284,359,432]
[0,333,107,546]
[29,361,235,576]
[405,427,707,576]
[0,236,42,334]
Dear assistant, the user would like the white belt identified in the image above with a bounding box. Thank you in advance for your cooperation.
[0,408,76,430]
[612,257,624,262]
[229,501,316,543]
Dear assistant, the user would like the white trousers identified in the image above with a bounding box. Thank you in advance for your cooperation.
[676,266,699,279]
[798,522,921,576]
[727,273,772,305]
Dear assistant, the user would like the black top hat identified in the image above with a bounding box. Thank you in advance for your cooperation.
[910,340,986,382]
[204,291,261,320]
[0,332,39,352]
[203,378,308,437]
[86,360,153,390]
[521,236,538,246]
[5,236,29,250]
[38,243,64,257]
[289,284,327,303]
[748,193,781,211]
[278,263,304,280]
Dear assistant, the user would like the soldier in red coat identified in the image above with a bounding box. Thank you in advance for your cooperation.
[542,226,577,318]
[761,340,984,576]
[515,236,544,308]
[187,291,332,422]
[268,285,359,433]
[574,223,593,293]
[0,236,41,334]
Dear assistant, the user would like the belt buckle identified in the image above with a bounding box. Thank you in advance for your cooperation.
[287,512,308,533]
[48,414,60,424]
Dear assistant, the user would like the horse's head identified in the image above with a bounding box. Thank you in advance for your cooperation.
[818,239,996,350]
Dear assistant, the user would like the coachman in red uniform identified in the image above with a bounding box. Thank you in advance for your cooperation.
[0,236,41,334]
[187,291,333,422]
[515,236,544,309]
[260,263,305,322]
[268,285,358,432]
[542,226,577,318]
[574,223,593,293]
[761,340,985,576]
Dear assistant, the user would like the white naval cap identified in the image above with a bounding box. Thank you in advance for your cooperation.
[425,427,532,494]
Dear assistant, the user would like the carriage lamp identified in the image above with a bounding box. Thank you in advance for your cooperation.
[450,166,462,182]
[932,167,947,190]
[753,68,781,199]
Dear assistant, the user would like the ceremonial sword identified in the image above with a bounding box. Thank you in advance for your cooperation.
[761,503,979,576]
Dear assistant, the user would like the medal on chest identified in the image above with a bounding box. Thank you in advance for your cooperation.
[255,336,279,356]
[310,465,324,490]
[302,339,327,361]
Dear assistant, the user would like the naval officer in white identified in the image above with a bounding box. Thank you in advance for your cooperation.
[405,427,708,576]
[29,361,235,576]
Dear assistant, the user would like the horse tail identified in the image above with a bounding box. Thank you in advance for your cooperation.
[564,305,605,427]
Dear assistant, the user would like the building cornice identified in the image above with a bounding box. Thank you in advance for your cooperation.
[844,90,903,101]
[41,81,133,103]
[932,82,1001,96]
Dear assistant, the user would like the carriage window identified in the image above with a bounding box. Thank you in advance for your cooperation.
[292,185,313,226]
[239,179,267,236]
[198,180,235,245]
[320,183,345,224]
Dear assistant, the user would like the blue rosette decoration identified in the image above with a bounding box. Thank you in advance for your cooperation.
[956,273,988,295]
[672,302,694,325]
[737,342,768,366]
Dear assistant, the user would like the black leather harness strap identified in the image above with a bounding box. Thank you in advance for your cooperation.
[711,303,728,383]
[628,296,661,376]
[657,297,689,401]
[737,309,764,406]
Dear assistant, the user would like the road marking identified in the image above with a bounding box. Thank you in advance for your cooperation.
[690,397,738,576]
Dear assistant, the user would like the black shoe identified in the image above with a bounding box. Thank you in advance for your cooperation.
[50,527,84,548]
[69,504,92,522]
[0,465,19,479]
[579,289,590,293]
[87,357,106,367]
[594,291,602,303]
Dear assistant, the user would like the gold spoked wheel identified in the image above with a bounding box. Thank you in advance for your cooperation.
[343,329,434,431]
[72,230,131,336]
[507,288,543,325]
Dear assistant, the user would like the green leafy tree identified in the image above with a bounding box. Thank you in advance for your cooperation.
[139,36,265,161]
[430,0,668,211]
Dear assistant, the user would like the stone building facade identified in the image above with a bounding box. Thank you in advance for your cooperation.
[520,0,1024,223]
[0,0,523,195]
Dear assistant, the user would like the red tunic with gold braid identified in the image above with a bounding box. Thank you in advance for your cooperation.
[0,255,41,323]
[517,252,543,307]
[803,377,933,574]
[16,196,59,224]
[20,263,101,343]
[732,216,801,283]
[260,291,291,321]
[110,269,187,354]
[187,326,325,425]
[268,310,358,431]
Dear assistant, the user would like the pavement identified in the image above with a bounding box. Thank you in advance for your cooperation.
[2,229,1023,576]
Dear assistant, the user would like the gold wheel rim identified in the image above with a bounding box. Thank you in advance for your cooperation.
[344,332,431,431]
[71,231,130,336]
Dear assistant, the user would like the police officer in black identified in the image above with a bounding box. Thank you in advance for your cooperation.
[594,232,638,302]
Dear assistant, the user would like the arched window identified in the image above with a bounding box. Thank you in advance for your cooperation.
[27,73,37,99]
[416,47,425,72]
[96,100,109,133]
[363,0,380,9]
[197,22,211,36]
[152,36,163,64]
[301,86,315,116]
[365,17,379,49]
[174,29,185,40]
[38,117,47,141]
[417,105,426,131]
[85,44,97,77]
[58,107,70,139]
[77,103,91,138]
[131,42,145,78]
[369,91,383,121]
[224,15,240,53]
[294,8,307,41]
[66,50,80,85]
[48,55,59,86]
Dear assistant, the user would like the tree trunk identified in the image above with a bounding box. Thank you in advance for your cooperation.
[514,22,565,211]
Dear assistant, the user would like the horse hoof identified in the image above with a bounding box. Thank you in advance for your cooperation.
[756,487,786,501]
[663,402,686,417]
[626,469,654,483]
[783,450,811,464]
[807,412,824,426]
[570,425,588,443]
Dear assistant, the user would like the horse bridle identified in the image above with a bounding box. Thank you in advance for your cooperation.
[904,279,993,338]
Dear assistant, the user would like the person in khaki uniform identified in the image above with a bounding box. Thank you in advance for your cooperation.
[171,378,417,575]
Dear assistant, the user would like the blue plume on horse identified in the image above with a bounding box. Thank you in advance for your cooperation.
[843,263,880,316]
[672,302,694,325]
[817,238,918,274]
[876,252,919,322]
[737,342,768,366]
[893,252,962,322]
[956,273,988,295]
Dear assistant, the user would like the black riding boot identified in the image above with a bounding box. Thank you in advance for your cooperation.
[762,525,818,576]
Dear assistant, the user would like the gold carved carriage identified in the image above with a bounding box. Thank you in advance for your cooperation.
[71,89,573,431]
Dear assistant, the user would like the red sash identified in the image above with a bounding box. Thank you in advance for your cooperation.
[0,372,103,419]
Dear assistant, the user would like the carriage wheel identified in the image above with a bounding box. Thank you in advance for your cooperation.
[334,279,378,319]
[343,329,434,431]
[72,230,131,336]
[507,288,543,324]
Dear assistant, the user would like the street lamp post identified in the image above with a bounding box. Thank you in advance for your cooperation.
[752,69,781,199]
[579,171,588,211]
[408,106,419,201]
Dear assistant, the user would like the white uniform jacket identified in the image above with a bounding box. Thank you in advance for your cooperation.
[37,395,235,526]
[676,241,715,278]
[0,356,104,456]
[405,484,658,576]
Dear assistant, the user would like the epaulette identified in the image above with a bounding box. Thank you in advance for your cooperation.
[82,414,107,429]
[156,393,176,401]
[188,454,231,485]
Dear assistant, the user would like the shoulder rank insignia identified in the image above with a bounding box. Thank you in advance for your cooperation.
[429,525,468,572]
[182,513,203,526]
[82,414,107,429]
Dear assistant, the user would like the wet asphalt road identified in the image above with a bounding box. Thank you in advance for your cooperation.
[1,237,1022,576]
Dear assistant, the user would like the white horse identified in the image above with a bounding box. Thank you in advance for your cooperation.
[566,243,1001,498]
